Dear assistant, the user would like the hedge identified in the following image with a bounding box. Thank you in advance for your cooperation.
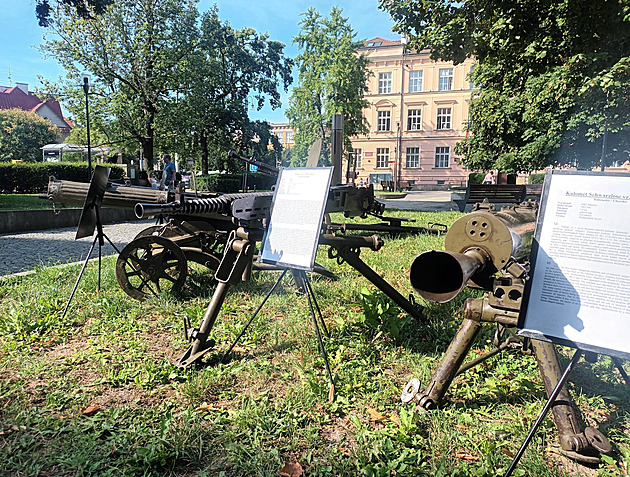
[0,163,126,193]
[528,173,545,184]
[193,172,276,193]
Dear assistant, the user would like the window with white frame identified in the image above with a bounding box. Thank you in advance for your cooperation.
[276,132,284,142]
[438,68,454,91]
[407,109,422,130]
[378,72,392,94]
[286,131,293,143]
[408,70,423,92]
[406,147,420,168]
[377,110,391,131]
[353,148,363,168]
[376,148,389,168]
[435,146,450,168]
[436,107,452,130]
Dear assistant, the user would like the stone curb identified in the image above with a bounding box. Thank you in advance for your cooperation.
[0,208,139,234]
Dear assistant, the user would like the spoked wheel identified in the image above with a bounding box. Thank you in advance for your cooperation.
[116,235,188,300]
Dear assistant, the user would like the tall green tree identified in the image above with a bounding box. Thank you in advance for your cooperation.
[0,109,59,162]
[167,7,292,173]
[42,0,198,169]
[380,0,630,172]
[287,7,371,167]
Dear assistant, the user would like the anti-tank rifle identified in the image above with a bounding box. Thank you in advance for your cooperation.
[401,200,612,464]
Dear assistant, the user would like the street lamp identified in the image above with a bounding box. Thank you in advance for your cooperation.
[81,74,92,180]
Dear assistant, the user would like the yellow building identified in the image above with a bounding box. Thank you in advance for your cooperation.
[348,37,476,188]
[269,123,294,149]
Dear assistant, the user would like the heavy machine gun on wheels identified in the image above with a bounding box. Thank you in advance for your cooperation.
[400,200,613,464]
[132,181,437,367]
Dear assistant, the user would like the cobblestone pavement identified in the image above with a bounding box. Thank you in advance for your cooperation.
[0,192,458,277]
[0,219,155,276]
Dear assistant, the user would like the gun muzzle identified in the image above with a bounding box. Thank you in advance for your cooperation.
[409,249,487,303]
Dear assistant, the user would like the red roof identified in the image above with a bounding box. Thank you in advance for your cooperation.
[0,85,71,130]
[364,37,401,47]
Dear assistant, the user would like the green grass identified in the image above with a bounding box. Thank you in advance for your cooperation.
[0,209,628,476]
[0,193,79,210]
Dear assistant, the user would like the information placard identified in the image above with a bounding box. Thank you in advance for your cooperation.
[258,167,333,271]
[518,170,630,360]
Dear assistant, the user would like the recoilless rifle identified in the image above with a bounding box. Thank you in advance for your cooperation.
[401,200,613,464]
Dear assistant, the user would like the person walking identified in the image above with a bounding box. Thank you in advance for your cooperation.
[161,154,176,191]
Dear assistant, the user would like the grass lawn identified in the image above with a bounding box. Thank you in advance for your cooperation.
[0,209,628,476]
[0,193,80,210]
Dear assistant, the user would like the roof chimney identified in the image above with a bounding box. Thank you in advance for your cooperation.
[15,83,28,94]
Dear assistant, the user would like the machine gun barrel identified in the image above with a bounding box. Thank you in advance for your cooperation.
[409,203,537,303]
[410,249,488,303]
[135,191,273,219]
[228,150,279,176]
[42,177,170,210]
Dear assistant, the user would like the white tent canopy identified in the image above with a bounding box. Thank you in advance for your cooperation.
[42,143,112,162]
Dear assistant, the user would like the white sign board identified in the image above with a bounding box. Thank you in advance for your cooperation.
[518,170,630,360]
[258,167,333,271]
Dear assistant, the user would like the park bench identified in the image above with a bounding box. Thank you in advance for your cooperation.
[381,180,415,192]
[453,183,527,212]
[526,183,543,197]
[381,180,394,191]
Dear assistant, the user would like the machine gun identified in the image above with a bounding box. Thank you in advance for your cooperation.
[400,201,612,464]
[131,181,431,367]
[229,150,448,237]
[41,176,172,210]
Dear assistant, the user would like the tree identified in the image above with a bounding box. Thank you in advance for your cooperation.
[167,7,292,173]
[0,109,59,162]
[286,7,371,167]
[380,0,630,172]
[42,0,199,169]
[36,0,112,27]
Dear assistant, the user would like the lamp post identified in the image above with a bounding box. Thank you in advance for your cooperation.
[82,74,92,180]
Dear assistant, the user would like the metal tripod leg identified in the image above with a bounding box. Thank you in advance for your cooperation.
[303,271,329,337]
[221,270,289,363]
[531,340,611,464]
[301,271,335,388]
[176,232,254,368]
[401,317,482,408]
[60,233,99,321]
[504,349,583,477]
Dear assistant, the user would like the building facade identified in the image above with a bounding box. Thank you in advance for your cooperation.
[269,123,294,149]
[347,37,476,188]
[0,83,72,139]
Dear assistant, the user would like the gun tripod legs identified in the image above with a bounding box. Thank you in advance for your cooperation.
[401,317,482,409]
[531,340,612,463]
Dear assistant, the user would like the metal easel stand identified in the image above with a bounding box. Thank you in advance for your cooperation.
[221,269,335,388]
[504,348,583,477]
[60,207,121,321]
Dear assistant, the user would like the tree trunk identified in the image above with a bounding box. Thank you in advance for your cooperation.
[201,132,209,174]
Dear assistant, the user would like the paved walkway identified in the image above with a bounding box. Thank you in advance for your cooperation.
[0,220,155,277]
[0,191,458,277]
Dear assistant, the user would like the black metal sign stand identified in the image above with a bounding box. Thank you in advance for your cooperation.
[221,268,335,389]
[61,166,120,321]
[504,348,583,477]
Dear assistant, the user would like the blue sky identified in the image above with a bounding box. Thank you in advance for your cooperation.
[0,0,397,123]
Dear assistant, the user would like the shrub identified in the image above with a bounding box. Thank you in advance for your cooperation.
[528,173,545,184]
[0,162,125,193]
[468,172,486,185]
